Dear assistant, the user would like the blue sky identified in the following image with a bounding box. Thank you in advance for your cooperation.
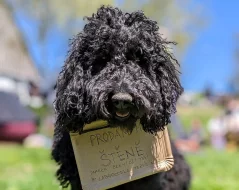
[11,0,239,94]
[182,0,239,93]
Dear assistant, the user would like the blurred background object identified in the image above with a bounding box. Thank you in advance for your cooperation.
[0,91,36,142]
[0,0,239,189]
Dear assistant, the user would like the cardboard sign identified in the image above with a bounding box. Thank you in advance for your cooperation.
[70,121,174,190]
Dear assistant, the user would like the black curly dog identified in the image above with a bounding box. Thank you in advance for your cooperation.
[52,6,191,190]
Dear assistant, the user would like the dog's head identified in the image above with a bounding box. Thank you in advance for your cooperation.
[55,6,183,133]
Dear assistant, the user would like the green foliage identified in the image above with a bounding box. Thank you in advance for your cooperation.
[28,104,52,134]
[29,104,51,120]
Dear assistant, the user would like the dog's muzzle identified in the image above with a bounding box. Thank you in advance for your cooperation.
[111,93,133,120]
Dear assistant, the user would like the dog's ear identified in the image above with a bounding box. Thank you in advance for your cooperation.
[154,47,183,128]
[140,44,183,133]
[54,34,86,132]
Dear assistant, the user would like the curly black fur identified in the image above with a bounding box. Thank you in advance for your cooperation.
[52,6,190,190]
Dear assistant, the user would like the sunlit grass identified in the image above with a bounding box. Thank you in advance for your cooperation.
[0,105,238,190]
[0,145,59,190]
[0,145,238,190]
[177,105,222,129]
[186,148,239,190]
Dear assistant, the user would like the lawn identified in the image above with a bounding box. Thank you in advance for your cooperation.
[177,105,222,130]
[0,145,59,190]
[0,105,238,190]
[0,145,238,190]
[187,149,239,190]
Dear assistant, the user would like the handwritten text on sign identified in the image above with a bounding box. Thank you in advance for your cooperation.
[70,125,173,190]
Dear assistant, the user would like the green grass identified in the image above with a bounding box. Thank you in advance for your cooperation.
[0,105,238,190]
[0,145,59,190]
[177,106,222,130]
[186,149,239,190]
[0,145,238,190]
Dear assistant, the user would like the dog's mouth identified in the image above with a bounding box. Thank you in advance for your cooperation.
[115,111,130,120]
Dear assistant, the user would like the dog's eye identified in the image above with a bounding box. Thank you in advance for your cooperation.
[136,52,149,70]
[137,58,148,68]
[91,59,107,75]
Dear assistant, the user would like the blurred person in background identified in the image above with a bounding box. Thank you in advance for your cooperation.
[224,99,239,151]
[172,116,205,153]
[208,115,226,150]
[189,119,206,146]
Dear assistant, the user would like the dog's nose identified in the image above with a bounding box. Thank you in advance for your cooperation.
[112,93,133,109]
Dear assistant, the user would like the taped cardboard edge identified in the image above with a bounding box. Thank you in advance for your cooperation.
[152,127,174,172]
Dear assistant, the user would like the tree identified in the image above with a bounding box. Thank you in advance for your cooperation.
[122,0,204,54]
[6,0,205,74]
[231,35,239,95]
[6,0,115,76]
